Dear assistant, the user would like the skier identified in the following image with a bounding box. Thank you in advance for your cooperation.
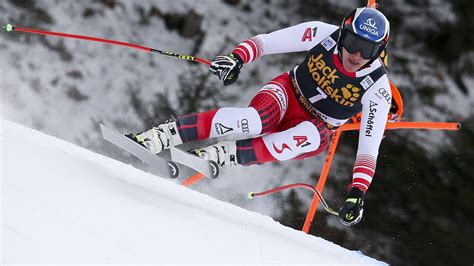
[130,7,392,226]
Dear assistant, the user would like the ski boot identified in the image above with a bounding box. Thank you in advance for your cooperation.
[128,120,183,155]
[193,141,238,168]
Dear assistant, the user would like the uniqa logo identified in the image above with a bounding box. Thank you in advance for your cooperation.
[360,18,379,36]
[365,18,377,29]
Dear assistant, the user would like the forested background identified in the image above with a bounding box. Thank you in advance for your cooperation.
[1,0,472,265]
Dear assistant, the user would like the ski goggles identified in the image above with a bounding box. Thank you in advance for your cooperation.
[341,30,384,60]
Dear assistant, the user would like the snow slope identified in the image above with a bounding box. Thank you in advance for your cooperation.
[0,119,385,265]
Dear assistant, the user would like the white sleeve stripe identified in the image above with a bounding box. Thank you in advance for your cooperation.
[352,182,369,190]
[251,36,265,57]
[354,165,375,173]
[246,39,260,59]
[353,172,373,182]
[240,43,255,62]
[234,47,248,62]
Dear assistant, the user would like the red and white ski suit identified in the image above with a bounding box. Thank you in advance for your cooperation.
[175,21,392,192]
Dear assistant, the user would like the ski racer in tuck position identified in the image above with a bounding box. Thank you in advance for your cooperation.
[130,7,393,226]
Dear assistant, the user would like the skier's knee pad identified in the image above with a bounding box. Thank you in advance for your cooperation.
[208,107,262,138]
[261,121,322,161]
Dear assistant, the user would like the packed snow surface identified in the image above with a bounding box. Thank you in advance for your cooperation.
[1,119,385,265]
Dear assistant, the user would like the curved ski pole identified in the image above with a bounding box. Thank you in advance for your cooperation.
[248,183,339,216]
[3,23,210,65]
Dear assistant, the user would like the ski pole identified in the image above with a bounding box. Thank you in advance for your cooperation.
[2,23,210,66]
[248,183,339,216]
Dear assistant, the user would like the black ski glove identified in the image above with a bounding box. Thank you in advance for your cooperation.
[209,53,243,86]
[338,187,365,226]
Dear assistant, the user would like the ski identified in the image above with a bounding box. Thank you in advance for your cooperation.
[99,123,179,179]
[170,147,219,179]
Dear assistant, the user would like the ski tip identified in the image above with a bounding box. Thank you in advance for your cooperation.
[98,122,106,133]
[247,192,254,199]
[4,23,14,32]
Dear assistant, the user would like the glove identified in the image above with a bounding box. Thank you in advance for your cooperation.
[338,187,365,226]
[209,53,243,86]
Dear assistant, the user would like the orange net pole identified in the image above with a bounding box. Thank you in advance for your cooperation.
[302,130,342,233]
[304,1,379,230]
[367,0,378,8]
[305,0,462,236]
[301,120,460,233]
[339,121,461,132]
